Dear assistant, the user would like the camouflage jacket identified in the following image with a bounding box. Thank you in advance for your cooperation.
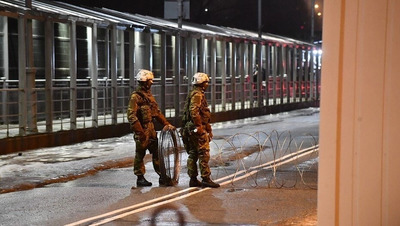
[182,86,212,133]
[127,86,169,131]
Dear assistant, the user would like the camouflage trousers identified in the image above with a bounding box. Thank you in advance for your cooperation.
[182,129,211,179]
[133,136,161,177]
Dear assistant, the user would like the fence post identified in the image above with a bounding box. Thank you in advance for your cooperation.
[111,25,118,125]
[221,40,227,112]
[18,15,27,136]
[174,33,181,119]
[160,32,166,116]
[90,24,99,127]
[45,20,54,132]
[231,42,236,111]
[1,16,8,126]
[210,37,216,113]
[240,42,245,109]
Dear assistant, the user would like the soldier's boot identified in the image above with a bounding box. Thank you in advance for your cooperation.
[189,177,202,187]
[201,177,220,188]
[159,176,173,187]
[137,175,152,187]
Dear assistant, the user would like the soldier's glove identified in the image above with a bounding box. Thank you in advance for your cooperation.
[208,131,213,140]
[205,124,212,140]
[205,124,212,133]
[195,126,206,135]
[162,124,176,131]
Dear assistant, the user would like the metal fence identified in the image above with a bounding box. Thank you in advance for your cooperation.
[0,73,320,139]
[0,1,321,152]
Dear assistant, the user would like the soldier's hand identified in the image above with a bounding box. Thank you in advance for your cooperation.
[163,124,176,131]
[195,127,205,135]
[208,131,213,140]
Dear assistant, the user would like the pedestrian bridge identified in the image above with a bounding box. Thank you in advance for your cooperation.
[0,0,321,154]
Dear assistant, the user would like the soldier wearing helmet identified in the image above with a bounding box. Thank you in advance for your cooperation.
[180,72,220,188]
[127,69,175,187]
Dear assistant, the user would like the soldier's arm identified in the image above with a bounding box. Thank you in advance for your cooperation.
[206,124,212,133]
[189,92,204,134]
[152,100,175,130]
[154,108,170,126]
[155,108,176,131]
[127,94,145,136]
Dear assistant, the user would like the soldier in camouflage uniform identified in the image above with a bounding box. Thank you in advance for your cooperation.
[127,69,175,187]
[181,72,220,188]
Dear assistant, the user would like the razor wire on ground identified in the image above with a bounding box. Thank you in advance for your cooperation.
[158,129,319,190]
[158,129,183,186]
[210,130,319,189]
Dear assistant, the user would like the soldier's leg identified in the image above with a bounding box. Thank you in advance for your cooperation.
[197,133,211,179]
[149,137,174,186]
[198,134,220,188]
[134,140,147,176]
[188,147,202,187]
[198,148,211,179]
[134,140,152,187]
[180,133,200,187]
[186,135,199,178]
[148,138,161,176]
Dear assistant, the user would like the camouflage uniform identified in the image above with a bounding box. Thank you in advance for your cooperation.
[127,85,170,177]
[181,86,212,179]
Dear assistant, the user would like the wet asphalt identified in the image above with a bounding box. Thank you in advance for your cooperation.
[0,108,319,225]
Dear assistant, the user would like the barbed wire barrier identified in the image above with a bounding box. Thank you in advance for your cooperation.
[158,129,183,186]
[158,129,318,190]
[209,130,319,189]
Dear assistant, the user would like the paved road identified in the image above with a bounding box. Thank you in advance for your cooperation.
[0,108,320,225]
[1,155,318,225]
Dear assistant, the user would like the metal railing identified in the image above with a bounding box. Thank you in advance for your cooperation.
[0,74,319,139]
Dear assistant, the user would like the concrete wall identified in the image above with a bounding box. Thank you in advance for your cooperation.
[318,0,400,225]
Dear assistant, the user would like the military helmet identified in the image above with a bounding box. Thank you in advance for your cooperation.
[191,72,209,85]
[136,69,154,82]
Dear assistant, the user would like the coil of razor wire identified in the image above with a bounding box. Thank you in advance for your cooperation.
[208,130,319,189]
[158,129,183,186]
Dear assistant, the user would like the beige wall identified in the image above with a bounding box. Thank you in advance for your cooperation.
[318,0,400,225]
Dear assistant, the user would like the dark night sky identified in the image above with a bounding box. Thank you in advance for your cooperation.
[53,0,323,42]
